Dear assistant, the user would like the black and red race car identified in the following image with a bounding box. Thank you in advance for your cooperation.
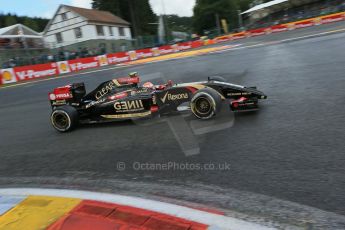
[49,72,267,132]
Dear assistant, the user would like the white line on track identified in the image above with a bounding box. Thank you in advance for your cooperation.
[0,188,275,230]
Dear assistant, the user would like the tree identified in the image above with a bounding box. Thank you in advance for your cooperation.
[166,15,193,33]
[193,0,251,35]
[235,0,252,12]
[23,17,39,31]
[0,13,49,31]
[92,0,157,37]
[4,14,17,26]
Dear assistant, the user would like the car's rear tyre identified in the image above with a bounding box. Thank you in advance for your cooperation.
[51,105,79,132]
[191,88,222,119]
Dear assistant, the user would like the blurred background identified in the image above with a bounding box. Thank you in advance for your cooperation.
[1,0,345,68]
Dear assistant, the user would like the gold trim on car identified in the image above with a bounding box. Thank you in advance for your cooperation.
[101,111,151,119]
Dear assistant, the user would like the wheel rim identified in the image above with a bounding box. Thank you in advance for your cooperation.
[194,97,212,115]
[52,111,70,131]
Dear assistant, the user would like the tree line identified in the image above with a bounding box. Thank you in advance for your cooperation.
[92,0,253,36]
[0,13,49,32]
[0,0,254,36]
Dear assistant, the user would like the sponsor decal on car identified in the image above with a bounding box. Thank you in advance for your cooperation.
[227,92,251,96]
[52,100,67,105]
[131,88,149,96]
[114,100,144,112]
[160,92,189,103]
[49,93,73,101]
[102,111,151,119]
[95,81,116,100]
[108,92,128,100]
[85,98,106,109]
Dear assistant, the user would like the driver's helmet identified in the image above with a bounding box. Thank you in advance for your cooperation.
[143,82,154,89]
[129,72,138,78]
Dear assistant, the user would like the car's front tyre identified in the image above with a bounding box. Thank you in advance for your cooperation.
[190,88,222,119]
[51,105,79,132]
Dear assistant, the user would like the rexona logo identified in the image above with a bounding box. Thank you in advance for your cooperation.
[114,100,144,112]
[160,92,188,103]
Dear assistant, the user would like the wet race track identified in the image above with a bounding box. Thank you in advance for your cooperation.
[1,21,345,227]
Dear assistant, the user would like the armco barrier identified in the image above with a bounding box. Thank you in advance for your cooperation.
[1,12,345,86]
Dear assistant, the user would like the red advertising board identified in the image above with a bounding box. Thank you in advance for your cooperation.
[13,63,57,81]
[231,32,247,40]
[248,28,266,37]
[107,52,130,64]
[270,24,289,33]
[159,45,175,55]
[136,48,154,59]
[214,36,231,43]
[190,40,203,48]
[320,14,344,24]
[294,19,314,29]
[177,42,193,51]
[68,57,99,72]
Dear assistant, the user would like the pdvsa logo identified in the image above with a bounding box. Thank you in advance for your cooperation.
[0,68,17,84]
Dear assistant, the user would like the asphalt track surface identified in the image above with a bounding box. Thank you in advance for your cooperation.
[1,21,345,228]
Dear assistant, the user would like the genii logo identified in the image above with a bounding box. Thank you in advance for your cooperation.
[114,100,144,112]
[0,68,17,84]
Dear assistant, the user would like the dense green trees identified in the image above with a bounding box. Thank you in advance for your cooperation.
[0,13,48,31]
[92,0,157,36]
[165,15,193,33]
[0,0,255,36]
[193,0,252,34]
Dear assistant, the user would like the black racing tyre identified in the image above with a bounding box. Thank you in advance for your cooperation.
[50,105,79,132]
[190,88,222,120]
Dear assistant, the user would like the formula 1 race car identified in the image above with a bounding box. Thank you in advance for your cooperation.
[49,72,267,132]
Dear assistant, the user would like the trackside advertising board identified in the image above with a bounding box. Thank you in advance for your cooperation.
[1,11,344,85]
